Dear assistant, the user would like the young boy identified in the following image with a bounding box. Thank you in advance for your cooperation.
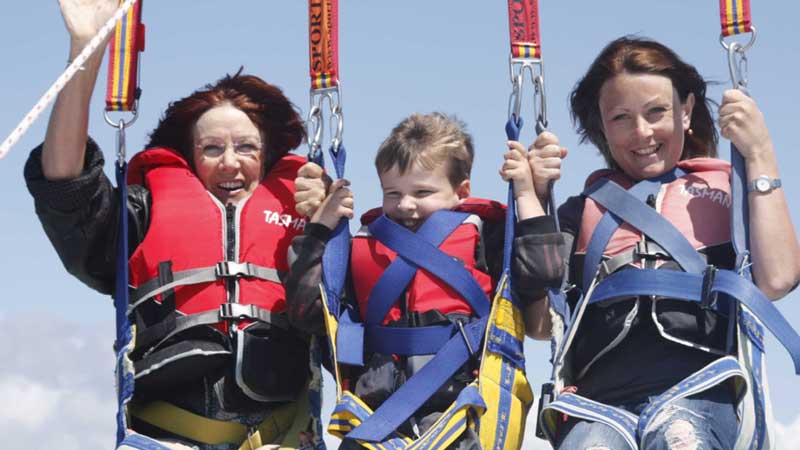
[285,113,563,449]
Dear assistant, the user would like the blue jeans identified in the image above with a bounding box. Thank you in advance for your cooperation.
[555,385,738,450]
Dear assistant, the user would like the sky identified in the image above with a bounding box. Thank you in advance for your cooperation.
[1,2,799,449]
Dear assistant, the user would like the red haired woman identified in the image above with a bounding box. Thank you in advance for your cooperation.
[24,1,326,449]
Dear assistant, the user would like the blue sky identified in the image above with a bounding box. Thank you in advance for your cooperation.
[1,2,798,449]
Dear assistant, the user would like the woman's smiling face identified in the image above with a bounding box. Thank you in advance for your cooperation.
[599,72,694,180]
[191,104,265,205]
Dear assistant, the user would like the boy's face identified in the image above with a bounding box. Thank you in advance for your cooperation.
[380,161,470,231]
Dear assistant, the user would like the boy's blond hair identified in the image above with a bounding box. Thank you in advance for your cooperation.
[375,112,474,187]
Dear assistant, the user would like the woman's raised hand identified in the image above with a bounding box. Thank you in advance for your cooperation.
[58,0,118,48]
[719,89,774,162]
[527,131,567,204]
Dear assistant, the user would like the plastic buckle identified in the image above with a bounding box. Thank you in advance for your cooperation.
[535,383,554,439]
[219,303,252,320]
[701,265,718,311]
[215,261,252,278]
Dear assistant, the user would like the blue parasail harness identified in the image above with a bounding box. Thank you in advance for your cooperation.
[538,162,800,449]
[317,117,534,450]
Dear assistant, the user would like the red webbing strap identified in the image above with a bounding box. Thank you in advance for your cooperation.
[105,0,145,112]
[309,0,339,89]
[508,0,542,59]
[719,0,752,37]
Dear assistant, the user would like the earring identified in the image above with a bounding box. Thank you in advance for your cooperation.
[687,128,694,136]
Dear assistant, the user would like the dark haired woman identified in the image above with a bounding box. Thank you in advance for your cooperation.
[24,1,326,449]
[526,36,800,449]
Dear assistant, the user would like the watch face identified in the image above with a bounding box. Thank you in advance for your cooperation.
[756,178,771,192]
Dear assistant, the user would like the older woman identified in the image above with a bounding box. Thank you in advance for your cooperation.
[526,36,800,449]
[24,1,326,449]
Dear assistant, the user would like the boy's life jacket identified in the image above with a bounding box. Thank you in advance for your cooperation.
[570,158,735,376]
[123,147,310,402]
[350,198,506,326]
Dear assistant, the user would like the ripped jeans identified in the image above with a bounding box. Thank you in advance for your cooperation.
[555,385,738,450]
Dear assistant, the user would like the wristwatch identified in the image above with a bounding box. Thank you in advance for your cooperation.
[747,175,782,193]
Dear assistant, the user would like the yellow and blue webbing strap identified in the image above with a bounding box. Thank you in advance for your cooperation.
[105,0,144,112]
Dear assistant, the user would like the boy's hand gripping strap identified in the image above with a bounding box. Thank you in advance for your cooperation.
[105,0,145,112]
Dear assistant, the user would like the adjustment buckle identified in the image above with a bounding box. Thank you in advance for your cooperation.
[701,265,718,311]
[219,303,254,320]
[633,240,668,261]
[215,261,253,278]
[535,383,555,439]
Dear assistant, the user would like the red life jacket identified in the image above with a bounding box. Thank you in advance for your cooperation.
[351,198,505,325]
[576,158,732,264]
[126,147,307,329]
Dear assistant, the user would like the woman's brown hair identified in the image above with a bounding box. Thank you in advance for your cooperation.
[570,36,718,169]
[146,69,306,171]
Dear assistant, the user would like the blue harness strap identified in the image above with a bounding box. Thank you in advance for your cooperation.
[345,316,488,442]
[369,213,491,319]
[114,161,136,446]
[637,356,746,440]
[338,211,485,363]
[118,433,175,450]
[588,268,800,374]
[315,142,351,320]
[581,170,709,291]
[365,211,471,325]
[541,393,639,450]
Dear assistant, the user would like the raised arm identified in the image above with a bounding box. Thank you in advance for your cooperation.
[42,0,117,180]
[720,89,800,299]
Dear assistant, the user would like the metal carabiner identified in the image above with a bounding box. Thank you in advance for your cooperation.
[306,84,344,159]
[115,119,127,166]
[726,42,750,91]
[533,74,548,134]
[507,58,547,131]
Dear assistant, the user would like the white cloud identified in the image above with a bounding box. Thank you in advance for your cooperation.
[773,415,800,450]
[0,375,62,429]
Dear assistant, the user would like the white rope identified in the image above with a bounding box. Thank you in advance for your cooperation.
[0,0,138,160]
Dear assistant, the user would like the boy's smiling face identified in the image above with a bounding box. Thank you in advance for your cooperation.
[380,160,470,231]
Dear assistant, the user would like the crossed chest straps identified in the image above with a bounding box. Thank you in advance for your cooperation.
[577,170,800,375]
[357,210,491,358]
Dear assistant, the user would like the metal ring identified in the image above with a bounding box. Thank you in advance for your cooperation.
[104,103,139,129]
[719,25,757,51]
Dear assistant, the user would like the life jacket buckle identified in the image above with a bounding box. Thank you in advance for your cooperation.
[219,302,253,320]
[216,261,254,278]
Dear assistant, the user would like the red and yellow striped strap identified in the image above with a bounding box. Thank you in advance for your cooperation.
[105,0,145,112]
[719,0,752,37]
[508,0,541,59]
[309,0,339,89]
